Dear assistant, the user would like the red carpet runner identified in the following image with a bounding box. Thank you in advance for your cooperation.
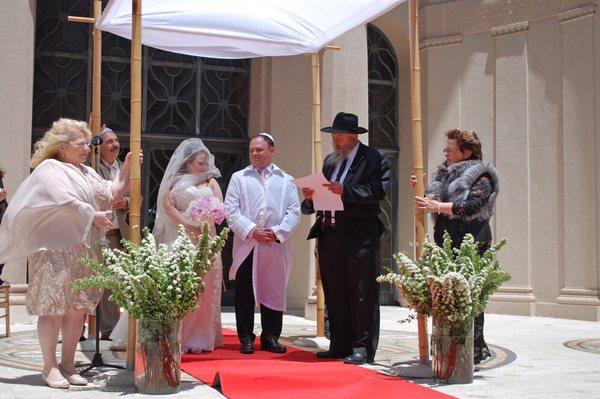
[181,329,455,399]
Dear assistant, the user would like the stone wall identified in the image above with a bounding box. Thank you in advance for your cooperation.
[419,0,600,320]
[0,0,36,304]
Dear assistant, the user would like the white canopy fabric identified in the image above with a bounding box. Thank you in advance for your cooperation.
[98,0,406,59]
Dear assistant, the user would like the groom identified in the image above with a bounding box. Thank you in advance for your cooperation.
[225,133,300,354]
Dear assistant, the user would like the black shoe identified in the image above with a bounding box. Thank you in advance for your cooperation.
[240,339,255,354]
[343,352,373,365]
[260,336,287,353]
[100,332,112,341]
[474,347,491,365]
[315,350,352,360]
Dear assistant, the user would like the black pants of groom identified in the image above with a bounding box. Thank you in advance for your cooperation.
[235,250,283,343]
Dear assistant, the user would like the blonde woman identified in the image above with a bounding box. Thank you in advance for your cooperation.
[0,118,139,388]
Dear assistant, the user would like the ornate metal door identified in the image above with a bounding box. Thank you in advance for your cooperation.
[367,25,399,305]
[32,0,251,304]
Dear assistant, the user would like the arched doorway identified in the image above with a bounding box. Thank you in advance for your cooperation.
[367,24,399,305]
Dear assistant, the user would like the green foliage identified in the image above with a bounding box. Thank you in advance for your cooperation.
[72,224,228,325]
[378,232,509,329]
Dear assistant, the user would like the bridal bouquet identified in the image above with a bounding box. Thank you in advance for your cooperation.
[185,196,227,226]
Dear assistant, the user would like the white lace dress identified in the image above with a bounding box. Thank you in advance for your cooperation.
[171,185,224,353]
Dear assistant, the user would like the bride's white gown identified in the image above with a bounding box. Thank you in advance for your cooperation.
[110,185,224,352]
[171,185,223,353]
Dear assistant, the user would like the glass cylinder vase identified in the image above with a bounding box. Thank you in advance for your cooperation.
[430,316,474,384]
[135,318,182,394]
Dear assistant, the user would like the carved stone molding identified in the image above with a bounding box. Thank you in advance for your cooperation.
[496,286,534,294]
[557,288,600,306]
[557,3,596,24]
[491,21,529,37]
[419,0,593,40]
[419,34,463,50]
[490,286,536,303]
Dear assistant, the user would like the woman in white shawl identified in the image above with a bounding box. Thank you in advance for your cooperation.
[153,138,224,353]
[0,119,136,388]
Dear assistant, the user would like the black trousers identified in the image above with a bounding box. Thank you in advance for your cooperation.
[318,223,380,360]
[235,250,283,342]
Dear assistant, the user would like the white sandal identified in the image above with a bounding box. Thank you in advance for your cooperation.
[41,369,70,389]
[58,364,88,386]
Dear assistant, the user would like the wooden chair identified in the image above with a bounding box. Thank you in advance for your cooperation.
[0,283,9,338]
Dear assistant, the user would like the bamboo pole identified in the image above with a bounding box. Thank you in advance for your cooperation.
[90,0,102,172]
[126,0,143,370]
[69,0,103,334]
[67,16,95,24]
[408,0,429,364]
[311,53,325,337]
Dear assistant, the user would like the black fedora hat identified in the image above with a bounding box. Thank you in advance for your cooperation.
[321,112,368,134]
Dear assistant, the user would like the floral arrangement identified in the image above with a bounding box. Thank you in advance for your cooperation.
[185,196,227,226]
[72,223,228,393]
[72,223,228,325]
[377,232,509,331]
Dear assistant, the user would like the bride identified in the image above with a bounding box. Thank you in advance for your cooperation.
[153,138,224,353]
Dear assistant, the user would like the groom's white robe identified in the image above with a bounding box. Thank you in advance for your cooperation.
[225,163,300,311]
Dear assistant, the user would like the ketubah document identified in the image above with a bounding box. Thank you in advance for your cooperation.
[293,172,344,211]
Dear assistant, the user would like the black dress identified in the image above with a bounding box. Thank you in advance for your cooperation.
[433,173,494,364]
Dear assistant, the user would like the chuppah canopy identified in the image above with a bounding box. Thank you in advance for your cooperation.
[97,0,406,59]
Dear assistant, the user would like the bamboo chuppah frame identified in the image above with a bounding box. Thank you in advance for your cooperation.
[310,46,340,337]
[408,0,430,364]
[80,0,429,368]
[126,0,143,369]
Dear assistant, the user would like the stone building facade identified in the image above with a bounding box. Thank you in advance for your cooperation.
[1,0,598,321]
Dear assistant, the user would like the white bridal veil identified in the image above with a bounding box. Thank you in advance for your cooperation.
[152,138,220,244]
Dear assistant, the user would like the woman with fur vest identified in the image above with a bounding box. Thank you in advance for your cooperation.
[411,128,500,364]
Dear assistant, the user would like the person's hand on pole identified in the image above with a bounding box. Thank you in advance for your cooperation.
[410,172,427,189]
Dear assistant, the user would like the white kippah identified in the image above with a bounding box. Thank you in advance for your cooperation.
[101,126,114,135]
[258,132,275,145]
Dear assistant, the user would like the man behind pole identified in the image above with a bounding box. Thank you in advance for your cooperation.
[97,126,129,339]
[225,133,301,354]
[301,112,390,365]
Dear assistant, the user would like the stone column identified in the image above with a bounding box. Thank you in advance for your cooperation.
[0,0,36,304]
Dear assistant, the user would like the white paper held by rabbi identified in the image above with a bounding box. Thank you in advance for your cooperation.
[293,172,344,212]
